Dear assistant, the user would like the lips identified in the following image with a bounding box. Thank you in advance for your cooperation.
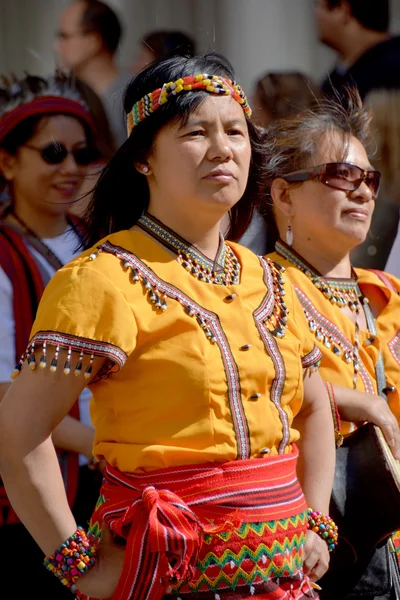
[203,169,235,182]
[53,180,80,195]
[342,208,370,220]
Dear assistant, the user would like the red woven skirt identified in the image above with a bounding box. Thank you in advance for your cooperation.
[78,447,318,600]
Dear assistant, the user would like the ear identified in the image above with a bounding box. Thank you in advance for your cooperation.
[0,149,18,182]
[86,31,103,55]
[270,178,295,218]
[134,161,151,176]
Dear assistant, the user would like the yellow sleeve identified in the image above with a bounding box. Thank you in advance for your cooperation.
[15,261,137,379]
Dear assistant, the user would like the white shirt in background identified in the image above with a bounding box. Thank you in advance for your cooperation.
[0,227,92,464]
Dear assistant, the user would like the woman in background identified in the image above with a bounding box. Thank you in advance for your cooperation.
[0,73,101,598]
[265,92,400,600]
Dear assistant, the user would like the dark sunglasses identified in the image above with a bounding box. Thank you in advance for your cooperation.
[23,142,101,166]
[282,162,381,197]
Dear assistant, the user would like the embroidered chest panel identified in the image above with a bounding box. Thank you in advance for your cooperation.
[95,242,292,457]
[294,286,375,394]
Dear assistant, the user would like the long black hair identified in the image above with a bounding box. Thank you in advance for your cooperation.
[82,52,267,248]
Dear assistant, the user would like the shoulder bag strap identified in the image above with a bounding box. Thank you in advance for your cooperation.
[368,269,399,294]
[362,296,388,400]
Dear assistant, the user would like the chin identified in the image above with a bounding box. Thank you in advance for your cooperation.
[342,228,369,250]
[201,193,239,211]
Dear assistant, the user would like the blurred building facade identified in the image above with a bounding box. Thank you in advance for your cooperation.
[0,0,360,91]
[1,0,399,108]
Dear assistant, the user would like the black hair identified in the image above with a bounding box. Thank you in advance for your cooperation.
[82,52,266,248]
[81,0,123,55]
[142,30,196,62]
[326,0,389,32]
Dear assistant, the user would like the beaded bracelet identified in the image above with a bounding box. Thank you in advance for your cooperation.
[44,527,98,592]
[307,508,338,552]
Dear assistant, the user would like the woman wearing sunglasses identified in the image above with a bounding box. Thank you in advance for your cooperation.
[265,92,400,600]
[0,54,336,600]
[0,73,102,598]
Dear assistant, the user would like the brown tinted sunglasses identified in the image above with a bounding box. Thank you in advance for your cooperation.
[283,162,381,197]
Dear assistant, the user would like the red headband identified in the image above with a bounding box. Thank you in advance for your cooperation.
[0,96,96,145]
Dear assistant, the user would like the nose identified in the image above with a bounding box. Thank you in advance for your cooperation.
[208,131,233,162]
[60,152,81,174]
[350,179,374,203]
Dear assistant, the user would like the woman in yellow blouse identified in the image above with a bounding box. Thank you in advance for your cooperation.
[0,54,335,600]
[265,92,400,600]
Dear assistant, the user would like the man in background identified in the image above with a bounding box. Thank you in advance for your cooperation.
[315,0,400,269]
[55,0,129,147]
[316,0,400,100]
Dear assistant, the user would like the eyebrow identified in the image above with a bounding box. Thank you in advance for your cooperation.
[179,118,245,129]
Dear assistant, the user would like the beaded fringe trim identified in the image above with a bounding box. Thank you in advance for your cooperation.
[90,244,290,342]
[11,332,126,379]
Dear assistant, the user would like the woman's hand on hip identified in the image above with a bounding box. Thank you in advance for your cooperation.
[76,525,125,599]
[303,530,330,582]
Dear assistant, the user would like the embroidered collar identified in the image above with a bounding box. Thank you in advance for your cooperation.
[275,239,370,389]
[275,239,360,296]
[137,212,240,285]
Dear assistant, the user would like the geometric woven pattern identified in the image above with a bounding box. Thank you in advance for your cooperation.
[172,513,307,595]
[81,452,309,600]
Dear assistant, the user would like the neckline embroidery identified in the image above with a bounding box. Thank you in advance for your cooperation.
[137,212,241,286]
[275,239,371,389]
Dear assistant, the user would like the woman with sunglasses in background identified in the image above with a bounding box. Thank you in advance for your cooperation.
[265,91,400,600]
[0,54,336,600]
[0,73,102,598]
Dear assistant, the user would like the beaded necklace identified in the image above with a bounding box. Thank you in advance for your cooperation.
[137,213,241,286]
[275,240,370,388]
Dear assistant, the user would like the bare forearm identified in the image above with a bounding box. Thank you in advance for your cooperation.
[1,437,77,556]
[295,404,335,513]
[294,373,335,514]
[52,415,94,459]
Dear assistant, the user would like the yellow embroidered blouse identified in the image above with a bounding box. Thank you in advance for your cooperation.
[268,246,400,434]
[27,229,321,473]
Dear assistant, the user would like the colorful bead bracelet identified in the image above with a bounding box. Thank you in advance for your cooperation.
[44,526,98,592]
[127,73,251,134]
[307,508,339,552]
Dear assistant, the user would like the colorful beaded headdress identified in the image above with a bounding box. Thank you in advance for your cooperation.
[127,73,252,135]
[0,74,95,145]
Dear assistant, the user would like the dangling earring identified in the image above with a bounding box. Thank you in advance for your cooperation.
[286,218,293,246]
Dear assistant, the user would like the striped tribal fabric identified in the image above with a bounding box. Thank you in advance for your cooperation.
[81,447,307,600]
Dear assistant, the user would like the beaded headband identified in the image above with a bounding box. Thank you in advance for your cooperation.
[127,73,252,135]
